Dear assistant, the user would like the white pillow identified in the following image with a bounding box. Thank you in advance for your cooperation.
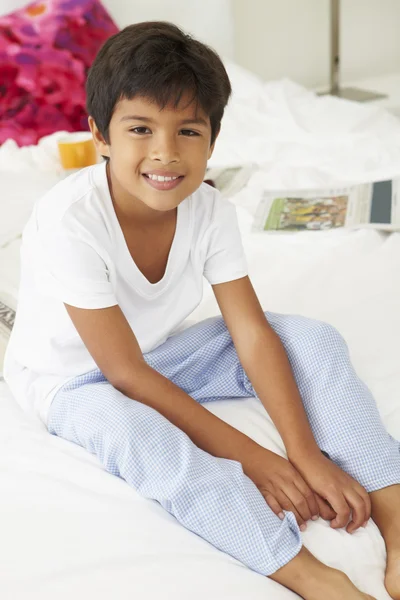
[223,59,265,103]
[0,170,61,248]
[0,0,27,16]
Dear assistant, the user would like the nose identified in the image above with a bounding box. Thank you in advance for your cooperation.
[149,133,180,164]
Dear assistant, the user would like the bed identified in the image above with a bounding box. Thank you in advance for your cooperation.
[1,25,400,600]
[1,226,399,600]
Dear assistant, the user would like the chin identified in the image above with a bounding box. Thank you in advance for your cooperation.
[146,199,180,212]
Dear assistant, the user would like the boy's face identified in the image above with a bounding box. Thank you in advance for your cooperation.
[89,92,217,215]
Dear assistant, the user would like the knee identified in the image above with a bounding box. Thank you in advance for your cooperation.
[288,317,348,357]
[312,320,347,351]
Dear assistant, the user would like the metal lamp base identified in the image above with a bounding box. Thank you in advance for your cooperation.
[325,1,388,104]
[325,87,387,102]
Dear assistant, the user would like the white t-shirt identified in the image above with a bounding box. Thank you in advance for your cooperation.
[4,162,248,426]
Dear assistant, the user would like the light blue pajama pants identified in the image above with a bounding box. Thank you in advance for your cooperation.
[47,311,400,577]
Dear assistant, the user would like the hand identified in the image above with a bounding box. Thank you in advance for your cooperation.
[244,447,320,529]
[289,452,371,534]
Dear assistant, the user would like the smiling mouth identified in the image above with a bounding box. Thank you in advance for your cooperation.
[142,173,184,191]
[143,173,183,181]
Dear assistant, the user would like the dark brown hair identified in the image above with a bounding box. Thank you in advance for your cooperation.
[86,21,232,148]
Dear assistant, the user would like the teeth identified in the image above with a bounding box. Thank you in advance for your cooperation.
[147,174,179,182]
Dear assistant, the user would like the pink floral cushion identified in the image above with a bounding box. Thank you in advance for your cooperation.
[0,0,118,146]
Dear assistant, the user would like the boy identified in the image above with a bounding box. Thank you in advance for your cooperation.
[4,22,400,600]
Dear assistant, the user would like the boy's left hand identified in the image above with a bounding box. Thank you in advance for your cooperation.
[289,453,371,534]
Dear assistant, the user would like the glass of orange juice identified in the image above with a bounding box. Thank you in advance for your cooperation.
[57,132,98,172]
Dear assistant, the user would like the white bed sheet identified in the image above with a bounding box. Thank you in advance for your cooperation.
[1,67,400,599]
[1,222,399,600]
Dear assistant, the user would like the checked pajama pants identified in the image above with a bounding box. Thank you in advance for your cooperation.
[47,311,400,576]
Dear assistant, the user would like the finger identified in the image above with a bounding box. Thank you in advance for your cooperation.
[350,483,371,526]
[293,475,320,519]
[361,487,371,524]
[315,494,336,521]
[283,482,313,523]
[264,493,285,521]
[324,489,351,529]
[344,490,368,534]
[275,490,307,529]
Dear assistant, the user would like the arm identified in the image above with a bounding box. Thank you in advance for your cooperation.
[64,303,265,476]
[212,277,371,531]
[211,276,321,462]
[66,302,326,527]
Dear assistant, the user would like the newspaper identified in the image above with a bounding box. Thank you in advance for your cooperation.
[205,165,257,197]
[252,179,400,233]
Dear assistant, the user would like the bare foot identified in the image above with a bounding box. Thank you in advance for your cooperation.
[268,547,376,600]
[300,569,376,600]
[370,485,400,600]
[385,546,400,600]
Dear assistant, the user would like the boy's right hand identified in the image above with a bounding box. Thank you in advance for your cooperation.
[244,447,336,529]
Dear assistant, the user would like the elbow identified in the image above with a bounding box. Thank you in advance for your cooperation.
[106,358,150,398]
[236,326,280,367]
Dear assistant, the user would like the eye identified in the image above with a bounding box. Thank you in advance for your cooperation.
[180,129,199,136]
[130,127,151,134]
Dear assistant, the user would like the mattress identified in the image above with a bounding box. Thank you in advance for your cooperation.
[1,63,400,599]
[1,222,399,600]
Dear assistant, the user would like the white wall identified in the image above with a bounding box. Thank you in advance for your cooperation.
[0,0,28,14]
[232,0,400,89]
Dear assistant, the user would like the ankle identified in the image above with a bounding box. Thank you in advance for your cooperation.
[268,547,347,599]
[296,567,351,600]
[371,485,400,540]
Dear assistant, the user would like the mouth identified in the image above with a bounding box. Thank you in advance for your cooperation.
[142,173,185,191]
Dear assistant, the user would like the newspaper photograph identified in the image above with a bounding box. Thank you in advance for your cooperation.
[252,179,400,233]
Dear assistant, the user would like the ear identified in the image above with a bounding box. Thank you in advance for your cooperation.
[88,116,110,158]
[208,128,220,160]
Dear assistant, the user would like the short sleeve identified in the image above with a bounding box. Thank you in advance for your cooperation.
[34,227,117,309]
[203,195,248,285]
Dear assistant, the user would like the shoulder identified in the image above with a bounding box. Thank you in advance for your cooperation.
[20,163,112,263]
[32,163,106,233]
